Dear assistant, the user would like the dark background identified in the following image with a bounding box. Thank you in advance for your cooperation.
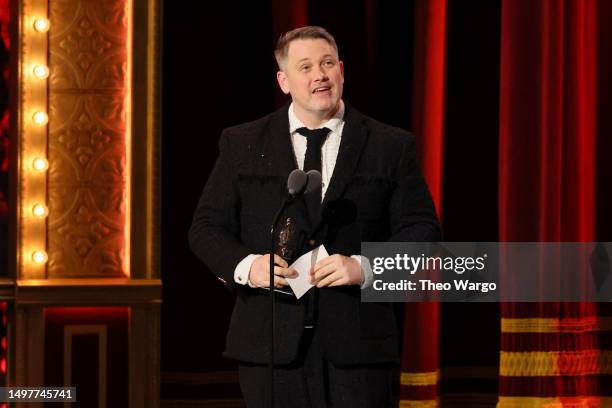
[161,0,501,379]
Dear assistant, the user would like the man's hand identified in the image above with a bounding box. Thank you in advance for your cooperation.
[311,254,363,287]
[249,254,297,288]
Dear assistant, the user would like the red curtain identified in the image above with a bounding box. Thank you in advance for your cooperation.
[498,0,611,405]
[406,0,612,405]
[271,0,308,42]
[400,0,446,405]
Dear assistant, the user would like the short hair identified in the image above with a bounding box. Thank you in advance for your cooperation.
[274,26,339,71]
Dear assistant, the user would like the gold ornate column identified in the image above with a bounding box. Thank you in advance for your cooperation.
[47,0,131,278]
[10,0,161,406]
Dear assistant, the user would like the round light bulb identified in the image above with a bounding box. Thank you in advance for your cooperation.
[32,111,48,126]
[32,157,49,172]
[32,204,49,218]
[33,18,50,33]
[32,65,49,79]
[31,250,48,264]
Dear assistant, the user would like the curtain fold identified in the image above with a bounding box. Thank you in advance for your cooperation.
[405,0,612,405]
[401,0,446,406]
[498,0,609,405]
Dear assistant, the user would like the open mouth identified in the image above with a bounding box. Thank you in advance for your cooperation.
[312,86,331,94]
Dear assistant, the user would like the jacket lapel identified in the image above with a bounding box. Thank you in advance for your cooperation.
[321,103,369,208]
[266,104,298,178]
[265,102,369,234]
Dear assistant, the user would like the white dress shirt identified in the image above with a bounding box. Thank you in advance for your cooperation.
[234,101,374,289]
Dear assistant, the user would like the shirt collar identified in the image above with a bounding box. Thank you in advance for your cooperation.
[288,100,345,135]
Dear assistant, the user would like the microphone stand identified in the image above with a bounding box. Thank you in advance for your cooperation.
[265,168,311,408]
[268,196,293,408]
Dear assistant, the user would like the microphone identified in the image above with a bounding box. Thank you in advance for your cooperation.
[305,170,322,194]
[287,169,308,197]
[271,169,312,268]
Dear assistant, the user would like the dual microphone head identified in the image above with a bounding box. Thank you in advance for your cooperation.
[287,169,322,198]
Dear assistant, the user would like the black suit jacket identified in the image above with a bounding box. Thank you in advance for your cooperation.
[189,102,440,366]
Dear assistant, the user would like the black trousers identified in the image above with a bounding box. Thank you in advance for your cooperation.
[239,328,393,408]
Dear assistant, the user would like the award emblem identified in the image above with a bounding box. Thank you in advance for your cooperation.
[276,217,297,263]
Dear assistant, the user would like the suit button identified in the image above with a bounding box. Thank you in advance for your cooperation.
[308,239,317,247]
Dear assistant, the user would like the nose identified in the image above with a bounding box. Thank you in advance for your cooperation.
[313,65,329,82]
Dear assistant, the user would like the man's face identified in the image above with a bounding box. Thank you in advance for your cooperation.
[277,39,344,121]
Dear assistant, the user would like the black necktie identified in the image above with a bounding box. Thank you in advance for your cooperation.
[295,127,330,224]
[295,127,330,328]
[296,127,330,173]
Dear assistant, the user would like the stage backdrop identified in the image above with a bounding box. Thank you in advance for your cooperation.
[162,0,612,406]
[0,0,9,276]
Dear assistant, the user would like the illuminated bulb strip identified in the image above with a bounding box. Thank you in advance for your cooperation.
[32,64,49,79]
[33,18,50,33]
[32,111,48,125]
[31,250,48,264]
[32,157,49,172]
[32,204,49,218]
[22,11,51,277]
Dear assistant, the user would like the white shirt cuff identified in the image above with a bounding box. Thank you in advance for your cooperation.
[351,255,374,289]
[234,254,262,288]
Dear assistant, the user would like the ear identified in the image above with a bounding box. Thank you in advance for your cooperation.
[277,70,290,95]
[339,60,345,82]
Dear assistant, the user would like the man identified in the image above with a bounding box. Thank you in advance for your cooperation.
[189,26,439,407]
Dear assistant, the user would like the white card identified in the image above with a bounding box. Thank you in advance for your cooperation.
[287,245,329,299]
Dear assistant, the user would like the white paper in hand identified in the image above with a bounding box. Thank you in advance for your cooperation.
[287,245,329,299]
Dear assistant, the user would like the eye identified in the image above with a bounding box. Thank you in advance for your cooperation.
[323,60,335,67]
[300,64,311,71]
